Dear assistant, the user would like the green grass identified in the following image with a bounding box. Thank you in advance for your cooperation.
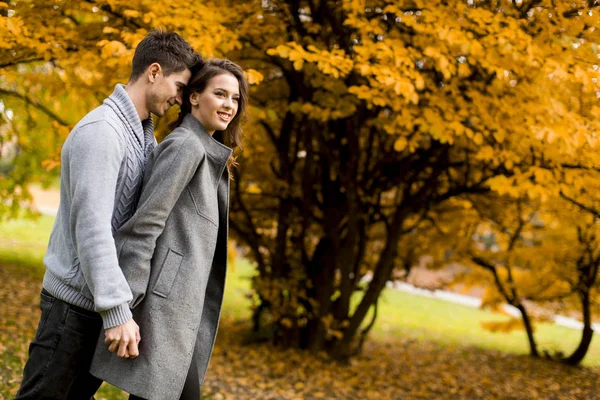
[368,288,600,367]
[1,214,598,368]
[0,214,54,278]
[222,257,255,320]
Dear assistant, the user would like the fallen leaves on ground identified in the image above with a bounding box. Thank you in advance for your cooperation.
[203,319,599,400]
[1,263,598,399]
[0,264,41,399]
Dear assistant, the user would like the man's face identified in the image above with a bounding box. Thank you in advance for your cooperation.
[147,67,192,117]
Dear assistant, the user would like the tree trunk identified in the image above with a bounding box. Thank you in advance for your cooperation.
[563,290,594,365]
[304,237,337,352]
[516,304,539,358]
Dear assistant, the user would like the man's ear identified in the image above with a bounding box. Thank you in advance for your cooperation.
[189,92,200,106]
[147,63,162,83]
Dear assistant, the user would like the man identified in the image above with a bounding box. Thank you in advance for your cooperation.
[16,30,200,399]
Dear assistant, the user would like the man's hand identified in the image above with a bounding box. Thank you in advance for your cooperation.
[104,319,141,358]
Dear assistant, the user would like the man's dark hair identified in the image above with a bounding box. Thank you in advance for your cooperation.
[129,30,200,82]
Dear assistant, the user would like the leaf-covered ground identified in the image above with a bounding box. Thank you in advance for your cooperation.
[1,263,599,400]
[202,321,600,400]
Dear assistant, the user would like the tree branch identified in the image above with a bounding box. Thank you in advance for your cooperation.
[0,88,71,126]
[561,192,600,219]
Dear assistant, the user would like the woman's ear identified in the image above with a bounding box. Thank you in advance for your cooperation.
[189,92,200,106]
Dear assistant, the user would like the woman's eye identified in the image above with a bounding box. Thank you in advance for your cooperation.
[233,98,239,102]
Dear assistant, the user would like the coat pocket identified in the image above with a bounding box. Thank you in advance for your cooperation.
[187,186,218,227]
[152,248,184,298]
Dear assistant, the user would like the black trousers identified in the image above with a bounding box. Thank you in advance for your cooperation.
[18,290,200,400]
[16,289,104,400]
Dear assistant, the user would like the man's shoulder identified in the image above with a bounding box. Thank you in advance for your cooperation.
[73,104,123,135]
[63,105,128,155]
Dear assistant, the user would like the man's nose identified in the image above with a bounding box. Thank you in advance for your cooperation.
[175,94,183,106]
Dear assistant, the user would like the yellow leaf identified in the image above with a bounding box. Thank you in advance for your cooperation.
[103,27,120,34]
[280,318,293,328]
[458,63,471,77]
[247,183,262,194]
[414,75,425,90]
[99,40,127,56]
[123,10,140,18]
[481,317,528,333]
[267,45,290,59]
[394,137,408,152]
[244,69,264,85]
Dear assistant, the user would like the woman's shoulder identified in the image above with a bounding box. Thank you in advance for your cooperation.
[161,126,207,153]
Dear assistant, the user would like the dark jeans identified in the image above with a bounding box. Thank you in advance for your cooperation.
[16,289,103,400]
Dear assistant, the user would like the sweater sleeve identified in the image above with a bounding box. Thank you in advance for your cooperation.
[68,121,133,328]
[115,129,204,308]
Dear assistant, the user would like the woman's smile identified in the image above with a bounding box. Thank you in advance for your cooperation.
[217,111,232,122]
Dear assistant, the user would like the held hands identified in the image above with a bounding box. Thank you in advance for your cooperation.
[104,319,141,358]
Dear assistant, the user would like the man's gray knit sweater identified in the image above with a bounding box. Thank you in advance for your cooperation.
[42,84,155,329]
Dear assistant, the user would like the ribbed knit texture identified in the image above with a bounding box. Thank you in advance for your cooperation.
[44,273,131,328]
[105,84,155,232]
[42,84,154,328]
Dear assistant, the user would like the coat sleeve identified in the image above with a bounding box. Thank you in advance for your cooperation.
[115,129,204,308]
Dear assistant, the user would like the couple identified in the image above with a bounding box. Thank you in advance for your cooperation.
[16,30,248,400]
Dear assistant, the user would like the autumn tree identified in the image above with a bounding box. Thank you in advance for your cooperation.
[226,0,600,359]
[553,168,600,364]
[561,218,600,365]
[463,196,546,358]
[0,0,239,217]
[2,0,600,361]
[446,192,599,365]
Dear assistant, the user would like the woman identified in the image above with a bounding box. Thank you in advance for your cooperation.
[90,58,249,400]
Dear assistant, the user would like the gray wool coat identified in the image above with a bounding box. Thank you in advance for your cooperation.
[90,114,232,400]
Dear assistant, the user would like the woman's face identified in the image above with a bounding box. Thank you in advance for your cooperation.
[190,72,240,135]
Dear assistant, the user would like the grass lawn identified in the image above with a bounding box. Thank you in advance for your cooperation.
[370,288,600,367]
[0,214,55,278]
[1,214,598,366]
[1,214,599,398]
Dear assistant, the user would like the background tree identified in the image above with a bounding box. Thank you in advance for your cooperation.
[441,191,600,365]
[227,0,600,360]
[0,0,239,217]
[464,196,546,358]
[2,0,600,361]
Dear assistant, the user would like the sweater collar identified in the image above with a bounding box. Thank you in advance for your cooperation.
[180,114,233,164]
[104,84,154,150]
